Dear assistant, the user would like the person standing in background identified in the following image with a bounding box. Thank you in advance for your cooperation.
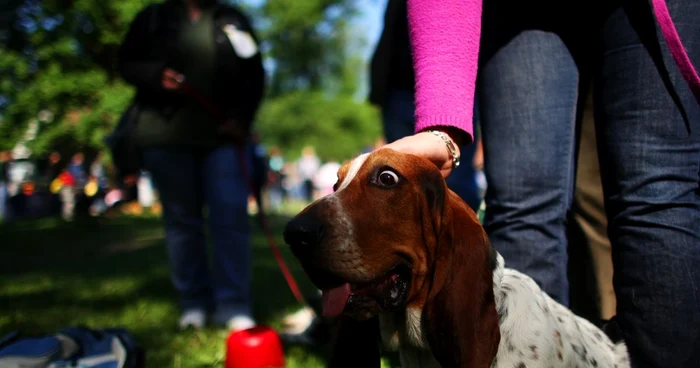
[267,147,286,213]
[67,153,87,191]
[42,151,64,217]
[0,151,10,222]
[118,0,265,331]
[297,146,320,202]
[57,168,77,222]
[67,152,87,216]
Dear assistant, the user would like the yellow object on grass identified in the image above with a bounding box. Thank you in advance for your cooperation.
[50,178,63,194]
[85,180,98,197]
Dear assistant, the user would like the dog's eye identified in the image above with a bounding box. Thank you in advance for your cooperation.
[378,170,399,187]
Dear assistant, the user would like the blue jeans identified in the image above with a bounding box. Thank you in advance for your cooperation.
[381,88,482,212]
[142,144,253,321]
[268,185,284,212]
[0,182,6,222]
[478,0,700,366]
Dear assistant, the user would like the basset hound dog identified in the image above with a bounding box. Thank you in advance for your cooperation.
[283,148,631,368]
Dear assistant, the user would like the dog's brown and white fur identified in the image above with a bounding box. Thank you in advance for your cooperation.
[283,149,630,368]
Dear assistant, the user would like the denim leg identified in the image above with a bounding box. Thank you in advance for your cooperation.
[142,148,211,311]
[381,88,416,144]
[382,88,482,211]
[203,144,253,320]
[447,130,482,212]
[0,182,6,222]
[595,2,700,366]
[479,30,580,305]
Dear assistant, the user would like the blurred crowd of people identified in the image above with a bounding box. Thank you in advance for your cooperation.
[0,150,114,222]
[0,141,358,224]
[254,142,410,214]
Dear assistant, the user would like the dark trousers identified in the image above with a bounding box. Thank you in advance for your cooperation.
[478,0,700,366]
[142,144,253,322]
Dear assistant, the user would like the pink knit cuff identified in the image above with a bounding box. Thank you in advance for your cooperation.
[415,114,474,144]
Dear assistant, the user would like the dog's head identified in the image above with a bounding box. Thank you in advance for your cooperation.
[285,149,492,309]
[283,148,500,366]
[284,149,444,318]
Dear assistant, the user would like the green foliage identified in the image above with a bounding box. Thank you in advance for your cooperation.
[258,0,363,97]
[256,90,381,162]
[1,0,380,164]
[255,0,381,161]
[0,0,158,154]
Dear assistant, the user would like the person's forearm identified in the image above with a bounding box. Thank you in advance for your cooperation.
[408,0,483,144]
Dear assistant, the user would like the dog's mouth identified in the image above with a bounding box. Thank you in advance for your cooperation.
[321,264,410,319]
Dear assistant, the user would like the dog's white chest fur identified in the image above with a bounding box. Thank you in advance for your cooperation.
[379,308,442,368]
[376,253,630,368]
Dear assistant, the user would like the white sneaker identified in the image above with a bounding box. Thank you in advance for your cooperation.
[281,306,316,335]
[179,309,206,330]
[226,315,256,332]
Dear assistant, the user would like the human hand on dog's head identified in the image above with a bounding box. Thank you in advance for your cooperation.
[382,127,466,178]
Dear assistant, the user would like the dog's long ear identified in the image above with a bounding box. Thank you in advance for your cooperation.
[422,188,500,368]
[329,316,380,368]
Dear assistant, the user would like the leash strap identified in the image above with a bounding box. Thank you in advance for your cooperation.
[180,82,309,307]
[233,145,308,305]
[651,0,700,105]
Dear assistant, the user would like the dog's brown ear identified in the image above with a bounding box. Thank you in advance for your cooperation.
[422,191,500,368]
[329,316,381,368]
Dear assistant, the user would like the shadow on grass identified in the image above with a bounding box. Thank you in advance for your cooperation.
[0,214,334,367]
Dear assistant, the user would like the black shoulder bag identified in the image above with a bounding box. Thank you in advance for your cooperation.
[104,4,160,184]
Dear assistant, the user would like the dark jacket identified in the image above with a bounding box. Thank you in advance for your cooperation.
[0,161,9,183]
[117,0,265,148]
[368,0,415,108]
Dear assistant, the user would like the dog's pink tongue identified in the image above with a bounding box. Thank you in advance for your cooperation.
[322,283,351,318]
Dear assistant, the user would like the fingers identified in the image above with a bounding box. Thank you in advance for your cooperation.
[382,132,455,178]
[163,68,183,80]
[162,68,184,90]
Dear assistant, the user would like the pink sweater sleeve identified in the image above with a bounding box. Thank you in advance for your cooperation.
[408,0,483,142]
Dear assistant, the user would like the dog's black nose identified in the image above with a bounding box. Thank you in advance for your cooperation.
[283,214,324,251]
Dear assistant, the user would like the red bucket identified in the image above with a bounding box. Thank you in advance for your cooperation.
[225,325,285,368]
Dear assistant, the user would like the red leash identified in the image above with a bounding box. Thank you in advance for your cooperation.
[235,146,308,306]
[180,82,309,307]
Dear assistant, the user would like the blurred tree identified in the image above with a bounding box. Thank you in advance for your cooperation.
[0,0,157,156]
[259,0,357,96]
[255,0,380,161]
[256,91,380,162]
[0,0,380,163]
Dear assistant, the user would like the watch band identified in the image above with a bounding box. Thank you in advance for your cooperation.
[430,130,461,169]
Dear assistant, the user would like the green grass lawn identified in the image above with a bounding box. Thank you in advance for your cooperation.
[1,212,389,367]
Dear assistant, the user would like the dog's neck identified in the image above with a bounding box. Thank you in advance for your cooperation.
[377,252,506,368]
[492,251,506,321]
[379,307,440,368]
[380,251,507,350]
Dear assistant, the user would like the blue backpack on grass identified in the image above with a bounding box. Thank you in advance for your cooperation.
[0,327,144,368]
